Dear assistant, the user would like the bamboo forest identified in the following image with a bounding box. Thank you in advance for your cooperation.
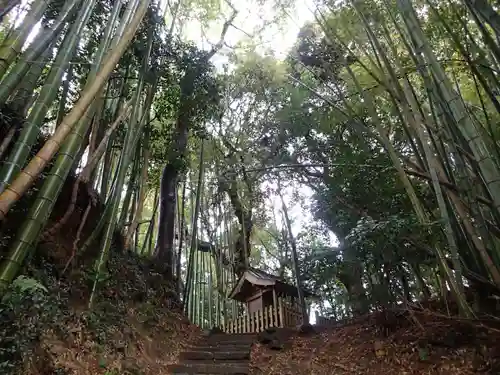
[2,0,500,374]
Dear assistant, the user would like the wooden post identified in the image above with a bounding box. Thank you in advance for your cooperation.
[245,312,250,333]
[254,310,258,332]
[278,297,284,328]
[272,290,278,327]
[295,299,301,325]
[264,306,268,330]
[268,305,272,328]
[256,309,261,331]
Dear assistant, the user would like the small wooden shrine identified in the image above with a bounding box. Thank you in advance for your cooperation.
[222,267,316,333]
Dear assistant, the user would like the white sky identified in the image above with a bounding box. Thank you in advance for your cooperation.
[174,0,316,63]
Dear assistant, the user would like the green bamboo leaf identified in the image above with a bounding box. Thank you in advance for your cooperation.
[11,275,47,293]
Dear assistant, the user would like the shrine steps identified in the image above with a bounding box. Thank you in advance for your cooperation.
[169,333,255,374]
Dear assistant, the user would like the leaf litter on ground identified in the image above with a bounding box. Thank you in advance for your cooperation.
[33,308,202,375]
[250,308,500,375]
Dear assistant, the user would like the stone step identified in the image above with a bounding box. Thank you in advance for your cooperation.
[181,350,250,361]
[205,336,255,345]
[169,362,249,374]
[189,345,252,352]
[207,334,255,341]
[201,343,253,349]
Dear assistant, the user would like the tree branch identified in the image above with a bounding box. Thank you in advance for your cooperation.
[206,1,238,60]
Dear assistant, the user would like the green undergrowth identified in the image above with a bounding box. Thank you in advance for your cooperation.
[0,249,185,375]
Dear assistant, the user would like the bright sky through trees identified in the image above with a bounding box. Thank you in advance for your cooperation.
[165,1,340,254]
[179,0,316,62]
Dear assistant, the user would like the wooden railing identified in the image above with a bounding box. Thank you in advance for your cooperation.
[222,298,303,333]
[315,314,358,328]
[282,300,302,328]
[316,315,334,326]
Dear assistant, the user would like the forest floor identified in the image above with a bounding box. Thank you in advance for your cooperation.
[4,253,500,375]
[0,247,203,375]
[36,306,200,375]
[2,243,500,375]
[250,309,500,375]
[31,302,500,375]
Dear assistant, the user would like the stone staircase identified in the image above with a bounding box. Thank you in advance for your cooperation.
[169,333,256,374]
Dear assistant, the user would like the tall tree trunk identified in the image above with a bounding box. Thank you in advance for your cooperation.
[155,163,178,279]
[176,179,186,294]
[125,132,150,249]
[278,181,309,325]
[184,142,205,310]
[153,8,236,279]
